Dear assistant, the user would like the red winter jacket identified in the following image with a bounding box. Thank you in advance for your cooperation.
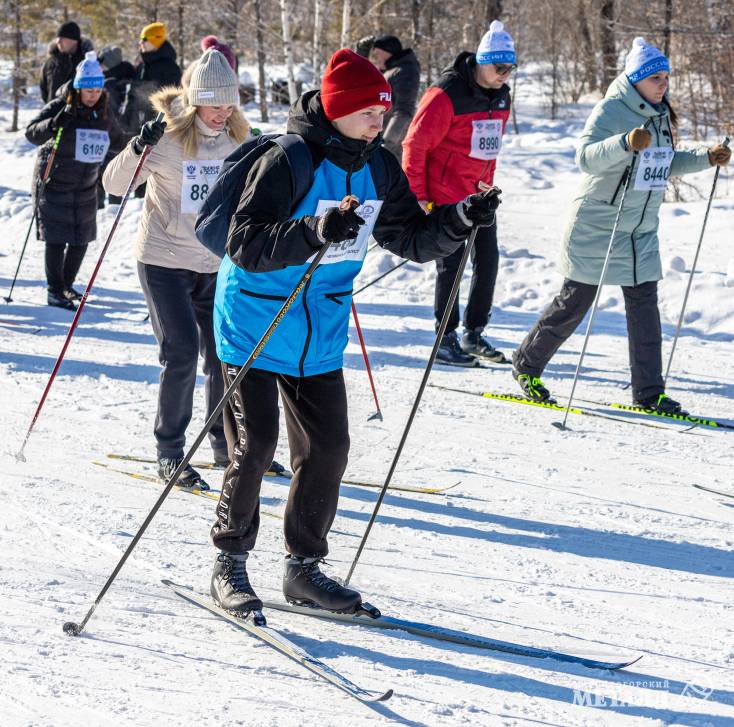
[403,52,511,206]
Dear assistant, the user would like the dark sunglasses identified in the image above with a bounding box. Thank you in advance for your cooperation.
[494,63,517,75]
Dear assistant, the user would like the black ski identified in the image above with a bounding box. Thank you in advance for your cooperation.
[262,600,641,671]
[107,452,291,478]
[163,580,393,703]
[693,484,734,499]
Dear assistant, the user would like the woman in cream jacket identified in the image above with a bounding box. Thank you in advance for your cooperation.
[104,49,249,488]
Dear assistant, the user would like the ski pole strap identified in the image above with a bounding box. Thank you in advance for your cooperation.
[42,126,64,182]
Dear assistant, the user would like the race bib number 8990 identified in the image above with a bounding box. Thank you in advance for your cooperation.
[470,119,502,160]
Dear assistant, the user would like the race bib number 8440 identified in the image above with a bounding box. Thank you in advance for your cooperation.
[634,147,674,191]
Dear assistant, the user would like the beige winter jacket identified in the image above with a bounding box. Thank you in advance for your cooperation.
[103,89,243,273]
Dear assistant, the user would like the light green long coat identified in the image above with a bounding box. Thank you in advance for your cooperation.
[558,74,712,286]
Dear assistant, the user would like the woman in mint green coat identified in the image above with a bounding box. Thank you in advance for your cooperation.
[513,37,730,414]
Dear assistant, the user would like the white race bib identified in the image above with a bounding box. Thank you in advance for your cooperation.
[310,199,383,265]
[181,159,224,214]
[75,129,109,164]
[469,119,502,160]
[634,147,674,191]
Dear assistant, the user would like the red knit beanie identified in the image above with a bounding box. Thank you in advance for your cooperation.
[320,48,392,121]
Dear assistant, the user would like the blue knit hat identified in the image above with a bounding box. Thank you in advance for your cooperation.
[476,20,516,65]
[625,37,669,84]
[73,51,105,89]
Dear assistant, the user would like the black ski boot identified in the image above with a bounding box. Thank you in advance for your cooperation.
[513,369,554,403]
[47,288,76,311]
[211,551,263,615]
[157,456,210,490]
[283,556,362,613]
[267,459,287,476]
[633,393,687,416]
[436,331,477,367]
[460,329,509,363]
[64,286,83,302]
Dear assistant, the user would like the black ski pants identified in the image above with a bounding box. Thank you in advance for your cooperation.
[45,243,87,293]
[137,262,226,459]
[513,278,664,401]
[434,220,499,334]
[211,366,350,558]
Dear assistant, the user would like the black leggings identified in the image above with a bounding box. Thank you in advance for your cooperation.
[44,243,87,293]
[434,221,499,333]
[211,366,350,558]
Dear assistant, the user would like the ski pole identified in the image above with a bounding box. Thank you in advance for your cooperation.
[61,196,358,638]
[664,136,730,387]
[4,126,64,303]
[16,114,164,464]
[553,152,639,431]
[353,257,408,296]
[351,300,382,421]
[344,187,500,586]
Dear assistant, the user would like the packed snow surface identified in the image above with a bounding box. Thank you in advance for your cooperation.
[1,81,733,726]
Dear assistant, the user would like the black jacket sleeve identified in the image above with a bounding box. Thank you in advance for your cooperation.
[39,59,51,104]
[372,151,470,262]
[25,98,64,146]
[226,146,323,273]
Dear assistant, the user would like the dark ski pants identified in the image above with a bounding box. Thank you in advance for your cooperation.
[513,278,664,401]
[434,220,499,334]
[211,366,350,558]
[45,242,87,293]
[137,262,225,459]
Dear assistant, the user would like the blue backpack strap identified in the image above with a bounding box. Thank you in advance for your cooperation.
[368,147,391,199]
[273,134,314,210]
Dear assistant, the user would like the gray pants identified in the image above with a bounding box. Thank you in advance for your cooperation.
[513,278,663,401]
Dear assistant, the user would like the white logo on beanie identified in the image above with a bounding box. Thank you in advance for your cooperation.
[625,37,669,84]
[379,91,392,102]
[476,20,516,66]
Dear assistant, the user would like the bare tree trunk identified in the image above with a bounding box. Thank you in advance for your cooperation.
[10,0,21,133]
[254,0,269,122]
[341,0,352,48]
[599,0,616,91]
[177,0,185,67]
[280,0,297,103]
[426,0,435,86]
[412,0,421,44]
[578,0,596,92]
[485,0,502,23]
[662,0,673,56]
[312,0,324,82]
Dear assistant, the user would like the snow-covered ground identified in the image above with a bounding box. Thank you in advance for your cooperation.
[1,80,733,727]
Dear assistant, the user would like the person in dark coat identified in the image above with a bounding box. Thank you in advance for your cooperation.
[26,52,124,310]
[135,22,182,123]
[38,22,93,103]
[368,34,420,161]
[99,45,136,118]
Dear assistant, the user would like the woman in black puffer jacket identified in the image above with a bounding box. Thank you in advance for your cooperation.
[25,51,123,310]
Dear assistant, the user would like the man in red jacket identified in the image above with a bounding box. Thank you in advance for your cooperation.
[403,21,515,365]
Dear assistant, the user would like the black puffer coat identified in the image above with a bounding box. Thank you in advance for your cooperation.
[131,41,182,126]
[382,48,421,160]
[39,39,93,103]
[25,88,124,246]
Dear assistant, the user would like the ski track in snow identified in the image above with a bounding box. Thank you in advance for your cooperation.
[1,83,733,727]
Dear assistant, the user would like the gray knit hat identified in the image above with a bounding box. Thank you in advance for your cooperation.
[188,49,239,106]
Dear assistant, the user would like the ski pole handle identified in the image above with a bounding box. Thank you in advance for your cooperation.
[41,126,64,183]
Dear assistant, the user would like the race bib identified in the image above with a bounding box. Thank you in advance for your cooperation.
[310,199,383,265]
[634,147,674,191]
[181,159,224,214]
[75,129,109,164]
[469,119,502,160]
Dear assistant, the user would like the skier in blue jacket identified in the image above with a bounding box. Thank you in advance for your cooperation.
[210,48,501,615]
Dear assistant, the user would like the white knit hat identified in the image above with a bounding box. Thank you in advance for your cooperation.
[188,49,239,106]
[625,37,669,84]
[476,20,516,66]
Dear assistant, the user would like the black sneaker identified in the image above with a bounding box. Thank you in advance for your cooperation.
[211,551,263,614]
[634,393,687,416]
[47,289,76,311]
[436,331,478,367]
[157,456,210,490]
[283,556,362,613]
[460,329,509,363]
[513,369,554,403]
[267,459,287,477]
[64,286,83,302]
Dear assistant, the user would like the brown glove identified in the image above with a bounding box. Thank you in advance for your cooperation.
[708,144,731,166]
[626,127,652,151]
